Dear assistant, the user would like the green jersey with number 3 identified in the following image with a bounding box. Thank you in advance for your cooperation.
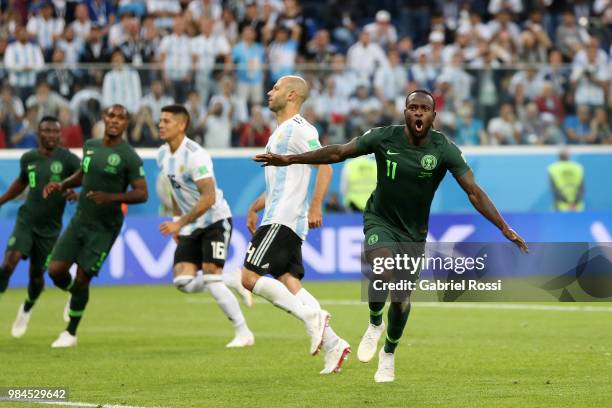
[78,139,145,227]
[17,148,81,236]
[355,125,470,241]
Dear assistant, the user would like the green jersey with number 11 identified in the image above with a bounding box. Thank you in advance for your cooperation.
[355,126,470,242]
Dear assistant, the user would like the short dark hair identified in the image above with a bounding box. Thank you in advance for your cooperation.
[105,104,130,121]
[405,89,436,110]
[161,104,190,130]
[39,116,60,127]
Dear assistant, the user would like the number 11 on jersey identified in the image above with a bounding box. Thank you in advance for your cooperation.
[386,159,397,180]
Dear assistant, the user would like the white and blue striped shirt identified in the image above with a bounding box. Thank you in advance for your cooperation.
[3,41,45,88]
[159,34,192,81]
[157,136,231,236]
[102,68,142,113]
[26,16,64,50]
[261,114,322,240]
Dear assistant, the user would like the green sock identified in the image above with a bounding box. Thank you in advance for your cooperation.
[66,286,89,335]
[23,276,44,312]
[384,300,411,354]
[369,302,385,326]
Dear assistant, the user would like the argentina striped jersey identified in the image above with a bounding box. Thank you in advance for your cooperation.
[261,114,322,240]
[157,136,231,236]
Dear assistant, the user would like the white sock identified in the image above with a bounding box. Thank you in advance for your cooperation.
[223,268,243,292]
[297,288,340,351]
[203,275,247,330]
[252,277,313,322]
[173,275,205,293]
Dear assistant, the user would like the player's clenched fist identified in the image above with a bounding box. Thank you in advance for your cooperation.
[43,182,63,198]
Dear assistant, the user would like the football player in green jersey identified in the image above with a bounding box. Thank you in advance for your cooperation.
[43,104,148,348]
[254,90,528,382]
[0,116,80,338]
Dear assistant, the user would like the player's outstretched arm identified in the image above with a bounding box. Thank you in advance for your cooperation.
[160,178,214,236]
[309,165,333,229]
[43,169,84,198]
[0,177,28,206]
[247,193,266,235]
[253,138,362,166]
[456,170,529,253]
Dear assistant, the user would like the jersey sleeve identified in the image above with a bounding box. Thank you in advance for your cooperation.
[67,151,81,175]
[290,125,321,154]
[444,140,471,179]
[190,149,213,182]
[355,127,382,155]
[18,153,29,183]
[126,150,145,183]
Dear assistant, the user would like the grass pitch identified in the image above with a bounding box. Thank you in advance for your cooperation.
[1,282,611,408]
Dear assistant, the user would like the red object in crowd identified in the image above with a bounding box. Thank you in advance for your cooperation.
[121,203,128,215]
[61,125,84,148]
[0,129,6,148]
[534,95,565,124]
[240,123,271,147]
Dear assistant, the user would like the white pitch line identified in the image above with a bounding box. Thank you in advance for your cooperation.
[186,297,612,312]
[8,401,168,408]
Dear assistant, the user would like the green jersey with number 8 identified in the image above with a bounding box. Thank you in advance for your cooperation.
[17,148,81,236]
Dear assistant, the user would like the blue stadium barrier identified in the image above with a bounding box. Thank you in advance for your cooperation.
[1,147,611,220]
[1,212,610,287]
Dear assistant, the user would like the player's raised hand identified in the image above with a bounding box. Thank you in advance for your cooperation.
[247,210,258,235]
[308,205,323,229]
[160,220,181,236]
[63,189,79,202]
[43,182,63,198]
[86,191,113,205]
[253,153,290,167]
[503,227,529,253]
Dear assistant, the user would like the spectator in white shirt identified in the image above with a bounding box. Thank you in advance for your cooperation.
[488,0,523,15]
[191,16,231,105]
[3,26,45,102]
[373,49,407,102]
[158,15,194,103]
[70,3,92,43]
[187,0,222,21]
[487,103,522,145]
[56,26,83,65]
[202,101,232,148]
[363,10,398,51]
[208,76,248,135]
[329,53,360,99]
[140,79,174,123]
[26,2,64,60]
[347,30,389,82]
[102,50,142,113]
[146,0,181,30]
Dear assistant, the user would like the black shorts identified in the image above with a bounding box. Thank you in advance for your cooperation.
[174,218,232,267]
[243,223,304,279]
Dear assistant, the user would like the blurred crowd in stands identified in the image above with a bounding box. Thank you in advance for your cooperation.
[0,0,610,149]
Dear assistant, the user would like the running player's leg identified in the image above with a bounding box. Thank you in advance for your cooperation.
[1,219,33,296]
[278,272,351,374]
[357,227,395,363]
[51,266,91,348]
[242,224,328,355]
[199,219,251,342]
[203,262,254,347]
[20,233,56,313]
[0,251,23,296]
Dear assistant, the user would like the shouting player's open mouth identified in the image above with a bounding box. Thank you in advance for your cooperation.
[415,119,424,133]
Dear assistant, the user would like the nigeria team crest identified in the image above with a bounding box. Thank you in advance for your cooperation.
[107,154,121,166]
[50,161,63,174]
[421,155,437,170]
